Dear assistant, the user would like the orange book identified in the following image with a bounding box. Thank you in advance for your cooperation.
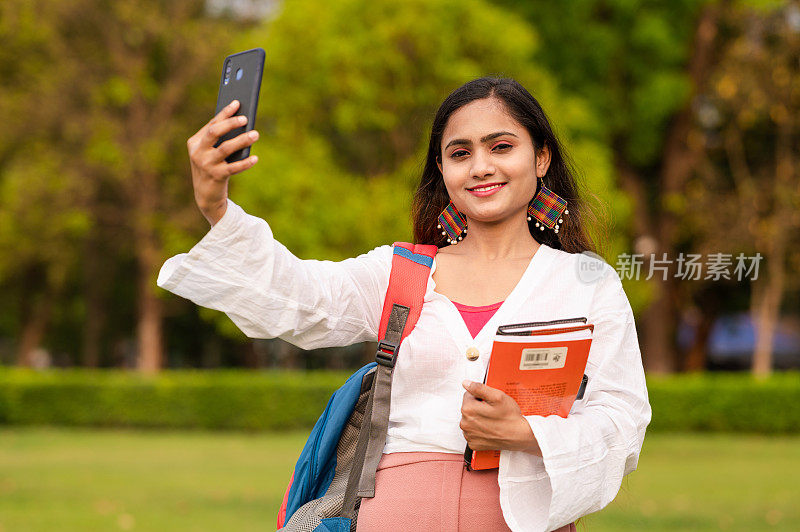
[465,318,594,471]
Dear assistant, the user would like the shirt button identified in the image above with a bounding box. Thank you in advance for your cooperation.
[466,347,480,361]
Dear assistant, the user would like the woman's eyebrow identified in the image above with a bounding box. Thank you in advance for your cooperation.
[444,131,518,150]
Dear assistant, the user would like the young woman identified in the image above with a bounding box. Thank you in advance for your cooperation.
[159,77,651,531]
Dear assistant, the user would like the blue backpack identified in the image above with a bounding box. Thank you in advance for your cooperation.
[277,242,437,531]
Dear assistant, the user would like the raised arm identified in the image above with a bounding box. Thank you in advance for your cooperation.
[158,200,392,348]
[159,103,391,348]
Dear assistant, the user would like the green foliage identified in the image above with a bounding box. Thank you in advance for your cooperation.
[2,0,710,361]
[647,371,800,433]
[0,368,351,431]
[0,0,236,362]
[496,0,704,167]
[628,70,692,165]
[1,369,798,433]
[229,0,619,263]
[0,149,91,285]
[489,0,717,315]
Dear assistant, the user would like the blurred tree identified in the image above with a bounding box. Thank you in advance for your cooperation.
[689,0,800,376]
[231,0,623,260]
[0,1,93,367]
[496,0,726,373]
[0,0,635,370]
[0,0,235,371]
[208,0,628,362]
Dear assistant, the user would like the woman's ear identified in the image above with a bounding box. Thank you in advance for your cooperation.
[536,145,552,178]
[436,155,443,174]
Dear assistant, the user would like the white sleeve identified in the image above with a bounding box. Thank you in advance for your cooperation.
[497,264,652,532]
[156,199,392,349]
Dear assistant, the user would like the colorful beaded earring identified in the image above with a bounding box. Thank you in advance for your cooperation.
[527,178,568,234]
[437,201,467,244]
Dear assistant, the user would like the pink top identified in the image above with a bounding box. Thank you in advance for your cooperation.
[451,300,503,338]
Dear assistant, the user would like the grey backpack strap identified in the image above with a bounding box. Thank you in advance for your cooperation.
[341,303,408,517]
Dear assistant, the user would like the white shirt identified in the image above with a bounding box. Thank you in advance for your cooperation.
[157,199,651,532]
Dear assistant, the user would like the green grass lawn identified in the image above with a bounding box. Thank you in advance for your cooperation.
[0,429,797,531]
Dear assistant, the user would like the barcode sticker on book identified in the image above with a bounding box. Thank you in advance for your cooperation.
[519,347,568,370]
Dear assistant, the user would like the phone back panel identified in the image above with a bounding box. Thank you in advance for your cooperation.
[214,48,265,163]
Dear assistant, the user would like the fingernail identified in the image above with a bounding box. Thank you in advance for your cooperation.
[249,130,259,140]
[229,100,238,107]
[251,155,258,163]
[239,115,247,124]
[462,380,472,388]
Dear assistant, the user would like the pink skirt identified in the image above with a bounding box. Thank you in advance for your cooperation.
[356,452,576,532]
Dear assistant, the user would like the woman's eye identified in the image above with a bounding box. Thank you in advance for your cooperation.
[450,144,511,159]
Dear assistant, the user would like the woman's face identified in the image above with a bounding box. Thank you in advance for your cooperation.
[437,97,550,225]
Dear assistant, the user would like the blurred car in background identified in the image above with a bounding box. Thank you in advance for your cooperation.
[678,313,800,370]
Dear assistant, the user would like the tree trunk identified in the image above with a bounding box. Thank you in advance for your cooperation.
[136,270,163,372]
[752,115,794,377]
[751,238,784,377]
[683,284,725,371]
[241,339,259,369]
[16,291,52,367]
[362,341,377,367]
[613,155,667,372]
[660,4,721,373]
[641,288,676,373]
[277,339,300,369]
[683,312,715,372]
[134,172,164,373]
[81,229,106,367]
[626,4,722,374]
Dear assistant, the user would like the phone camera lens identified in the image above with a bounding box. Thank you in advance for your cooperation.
[235,68,243,81]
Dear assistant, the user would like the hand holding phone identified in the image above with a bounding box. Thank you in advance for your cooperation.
[185,49,265,225]
[213,48,265,163]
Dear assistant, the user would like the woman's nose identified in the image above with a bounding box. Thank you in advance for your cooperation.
[470,150,495,179]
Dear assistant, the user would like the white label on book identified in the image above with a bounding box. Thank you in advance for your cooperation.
[519,347,568,370]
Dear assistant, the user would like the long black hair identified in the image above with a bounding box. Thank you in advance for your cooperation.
[412,76,603,254]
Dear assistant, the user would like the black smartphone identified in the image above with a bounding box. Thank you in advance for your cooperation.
[213,48,265,163]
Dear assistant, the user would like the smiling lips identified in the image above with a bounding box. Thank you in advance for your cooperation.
[467,182,507,197]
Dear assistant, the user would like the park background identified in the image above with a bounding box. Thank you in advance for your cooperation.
[0,0,798,530]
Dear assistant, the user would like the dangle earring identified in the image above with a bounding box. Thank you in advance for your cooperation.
[437,201,467,245]
[527,178,569,234]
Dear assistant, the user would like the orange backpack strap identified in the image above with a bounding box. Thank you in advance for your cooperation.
[341,242,437,518]
[375,242,437,364]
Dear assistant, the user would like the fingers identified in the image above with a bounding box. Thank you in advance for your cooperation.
[461,390,489,420]
[209,99,240,126]
[204,115,249,150]
[216,129,259,160]
[188,100,242,152]
[459,404,490,451]
[225,155,259,176]
[204,153,259,181]
[462,380,502,403]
